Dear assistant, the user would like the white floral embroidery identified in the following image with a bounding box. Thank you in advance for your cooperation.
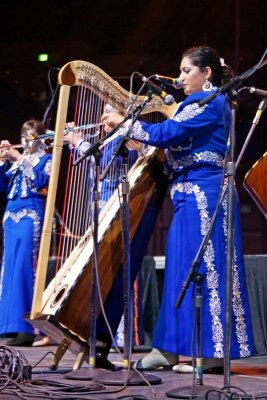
[173,103,207,122]
[20,160,35,179]
[8,154,50,198]
[131,121,150,142]
[165,150,224,171]
[222,198,251,357]
[170,182,251,358]
[45,159,52,174]
[170,181,224,358]
[77,141,91,156]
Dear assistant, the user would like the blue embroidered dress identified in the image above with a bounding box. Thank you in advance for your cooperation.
[129,90,255,358]
[0,151,52,335]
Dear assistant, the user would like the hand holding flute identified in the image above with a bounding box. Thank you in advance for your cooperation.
[0,140,23,162]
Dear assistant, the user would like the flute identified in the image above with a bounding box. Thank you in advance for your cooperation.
[38,122,104,140]
[0,143,24,150]
[0,122,104,150]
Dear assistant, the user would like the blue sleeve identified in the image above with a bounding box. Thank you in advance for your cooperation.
[131,95,223,148]
[32,158,52,189]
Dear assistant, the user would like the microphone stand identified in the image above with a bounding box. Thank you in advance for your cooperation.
[167,55,267,399]
[88,148,102,371]
[90,90,161,385]
[42,83,60,128]
[65,144,119,380]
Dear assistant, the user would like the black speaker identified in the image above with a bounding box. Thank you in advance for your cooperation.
[244,255,267,354]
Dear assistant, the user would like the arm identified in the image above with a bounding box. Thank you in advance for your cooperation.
[101,95,223,149]
[130,100,219,148]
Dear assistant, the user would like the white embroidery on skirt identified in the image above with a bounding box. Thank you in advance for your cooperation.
[171,182,251,358]
[170,181,224,357]
[222,198,251,357]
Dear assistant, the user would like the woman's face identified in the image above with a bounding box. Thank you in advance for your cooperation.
[178,56,211,95]
[21,130,40,153]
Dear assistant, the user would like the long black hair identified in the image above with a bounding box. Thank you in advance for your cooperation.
[182,46,234,87]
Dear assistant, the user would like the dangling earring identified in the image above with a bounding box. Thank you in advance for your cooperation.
[202,79,213,91]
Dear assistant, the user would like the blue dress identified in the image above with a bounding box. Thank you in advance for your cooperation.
[130,90,255,359]
[0,151,52,335]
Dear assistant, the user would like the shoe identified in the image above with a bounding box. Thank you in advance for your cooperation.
[173,358,224,374]
[5,333,35,346]
[133,348,179,371]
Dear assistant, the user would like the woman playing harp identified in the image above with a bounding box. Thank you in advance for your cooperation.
[101,46,255,371]
[29,60,171,363]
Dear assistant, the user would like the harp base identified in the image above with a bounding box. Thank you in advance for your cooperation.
[24,313,115,371]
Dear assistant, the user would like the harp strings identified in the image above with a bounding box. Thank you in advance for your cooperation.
[53,75,168,279]
[56,84,102,268]
[55,81,138,270]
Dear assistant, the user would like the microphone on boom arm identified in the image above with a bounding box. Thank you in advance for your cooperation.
[243,86,267,98]
[136,73,175,106]
[153,74,183,89]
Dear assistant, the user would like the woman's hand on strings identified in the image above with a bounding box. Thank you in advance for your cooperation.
[101,112,143,151]
[101,112,124,133]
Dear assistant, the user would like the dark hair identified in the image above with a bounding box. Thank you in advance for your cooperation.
[182,46,234,87]
[20,119,46,137]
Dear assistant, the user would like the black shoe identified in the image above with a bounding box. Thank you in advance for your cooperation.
[6,333,35,346]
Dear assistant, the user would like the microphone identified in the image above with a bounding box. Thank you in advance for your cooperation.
[137,73,175,105]
[244,87,267,98]
[153,74,183,89]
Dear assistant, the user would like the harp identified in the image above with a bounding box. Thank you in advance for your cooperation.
[28,61,176,365]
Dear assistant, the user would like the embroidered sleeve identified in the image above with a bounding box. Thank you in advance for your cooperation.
[131,121,150,142]
[77,141,91,156]
[173,103,207,123]
[130,98,219,149]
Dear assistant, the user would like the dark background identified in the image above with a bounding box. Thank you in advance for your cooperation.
[0,0,267,254]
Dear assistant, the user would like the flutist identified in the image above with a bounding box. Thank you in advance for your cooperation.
[0,120,52,346]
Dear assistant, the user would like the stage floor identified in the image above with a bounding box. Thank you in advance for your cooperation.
[0,339,267,399]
